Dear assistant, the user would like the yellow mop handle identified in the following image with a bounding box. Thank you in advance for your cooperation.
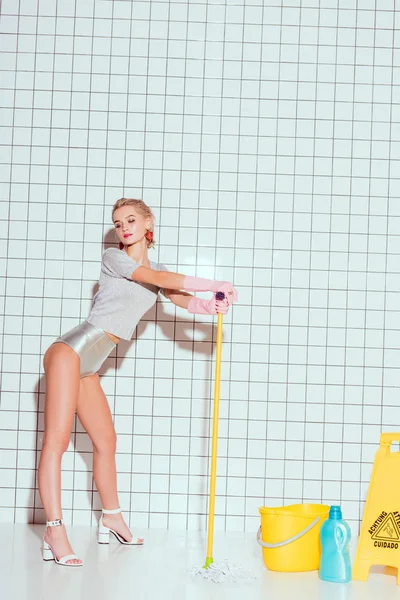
[204,311,223,568]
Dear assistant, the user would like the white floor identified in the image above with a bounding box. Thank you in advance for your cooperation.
[2,523,400,600]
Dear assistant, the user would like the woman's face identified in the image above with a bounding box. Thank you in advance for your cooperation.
[113,205,151,247]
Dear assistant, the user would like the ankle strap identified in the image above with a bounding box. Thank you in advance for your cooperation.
[46,518,63,527]
[102,507,122,514]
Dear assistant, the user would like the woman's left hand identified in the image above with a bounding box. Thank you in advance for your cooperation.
[187,295,229,316]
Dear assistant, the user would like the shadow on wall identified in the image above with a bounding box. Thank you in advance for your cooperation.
[31,231,222,526]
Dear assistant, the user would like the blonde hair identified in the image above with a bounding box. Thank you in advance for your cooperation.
[112,198,156,249]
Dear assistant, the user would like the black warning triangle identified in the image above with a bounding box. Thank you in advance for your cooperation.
[371,513,400,542]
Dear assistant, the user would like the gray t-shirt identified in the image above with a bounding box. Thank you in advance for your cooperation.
[86,247,167,340]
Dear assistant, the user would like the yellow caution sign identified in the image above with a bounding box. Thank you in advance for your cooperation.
[353,433,400,584]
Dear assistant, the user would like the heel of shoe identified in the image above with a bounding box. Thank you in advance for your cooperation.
[98,519,110,544]
[42,540,54,561]
[98,531,110,544]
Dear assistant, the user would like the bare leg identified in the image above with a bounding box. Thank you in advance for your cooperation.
[76,373,142,542]
[38,342,82,565]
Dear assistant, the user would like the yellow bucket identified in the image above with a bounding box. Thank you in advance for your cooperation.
[257,503,330,572]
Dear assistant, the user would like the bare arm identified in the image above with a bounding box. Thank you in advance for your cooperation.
[162,289,193,309]
[131,266,186,291]
[130,265,237,308]
[132,267,193,309]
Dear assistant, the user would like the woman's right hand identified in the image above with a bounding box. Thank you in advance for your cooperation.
[182,276,238,305]
[210,281,238,304]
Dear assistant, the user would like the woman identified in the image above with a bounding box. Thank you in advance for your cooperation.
[38,198,238,566]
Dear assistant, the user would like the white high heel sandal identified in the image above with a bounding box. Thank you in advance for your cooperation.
[98,507,144,545]
[42,518,83,567]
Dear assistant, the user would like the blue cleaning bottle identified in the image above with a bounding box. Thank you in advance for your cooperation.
[319,505,352,583]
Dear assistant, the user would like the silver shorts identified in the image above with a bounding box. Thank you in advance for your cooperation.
[52,320,116,378]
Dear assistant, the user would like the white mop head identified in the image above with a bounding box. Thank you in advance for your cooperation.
[190,561,257,584]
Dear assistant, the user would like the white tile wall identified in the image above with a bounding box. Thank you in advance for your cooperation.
[1,0,400,536]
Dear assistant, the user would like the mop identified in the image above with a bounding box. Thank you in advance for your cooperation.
[190,293,257,584]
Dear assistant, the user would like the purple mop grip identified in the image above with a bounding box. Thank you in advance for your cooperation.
[215,292,226,301]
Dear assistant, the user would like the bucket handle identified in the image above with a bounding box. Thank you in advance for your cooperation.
[256,516,321,549]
